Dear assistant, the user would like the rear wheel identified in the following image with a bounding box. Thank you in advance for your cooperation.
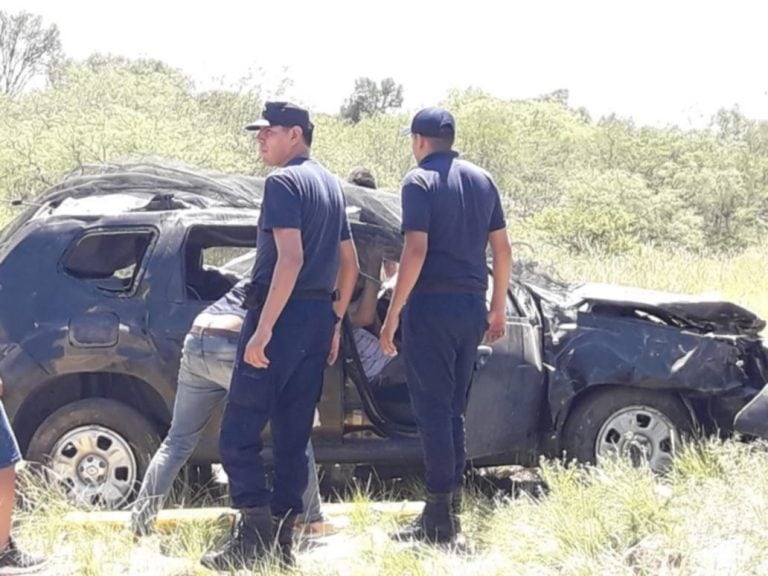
[26,398,160,509]
[561,387,694,473]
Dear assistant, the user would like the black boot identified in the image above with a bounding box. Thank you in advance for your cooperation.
[201,506,273,571]
[397,490,464,538]
[391,492,455,544]
[451,489,463,534]
[274,512,297,568]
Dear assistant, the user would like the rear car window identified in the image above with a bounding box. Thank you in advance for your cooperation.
[64,230,154,294]
[183,225,257,301]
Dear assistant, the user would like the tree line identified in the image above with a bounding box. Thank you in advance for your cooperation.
[1,9,766,256]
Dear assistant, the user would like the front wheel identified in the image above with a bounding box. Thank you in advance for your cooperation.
[26,398,160,509]
[561,387,694,473]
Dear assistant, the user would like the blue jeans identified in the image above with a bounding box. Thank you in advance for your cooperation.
[402,293,487,494]
[130,330,324,533]
[220,299,335,517]
[0,400,20,470]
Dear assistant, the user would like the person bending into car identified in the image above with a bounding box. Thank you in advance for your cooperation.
[129,280,329,539]
[380,107,512,544]
[201,102,359,570]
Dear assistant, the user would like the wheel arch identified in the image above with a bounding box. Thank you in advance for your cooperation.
[13,371,171,455]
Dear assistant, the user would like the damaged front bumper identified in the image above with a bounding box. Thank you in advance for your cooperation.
[543,309,767,431]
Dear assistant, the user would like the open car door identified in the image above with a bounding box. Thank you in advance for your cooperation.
[465,281,547,466]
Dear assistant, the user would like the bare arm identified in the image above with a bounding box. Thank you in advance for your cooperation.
[385,232,427,319]
[326,239,359,365]
[333,239,360,320]
[486,227,512,342]
[244,228,302,367]
[349,251,383,329]
[350,276,379,329]
[257,228,304,331]
[380,232,427,356]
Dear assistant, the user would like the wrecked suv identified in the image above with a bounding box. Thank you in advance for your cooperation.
[0,163,766,509]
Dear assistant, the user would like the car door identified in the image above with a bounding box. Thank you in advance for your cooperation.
[150,224,257,352]
[465,279,546,465]
[55,226,165,391]
[145,221,258,460]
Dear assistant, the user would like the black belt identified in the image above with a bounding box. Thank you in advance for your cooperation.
[412,285,486,296]
[412,278,485,295]
[243,282,338,311]
[189,325,241,339]
[291,288,340,301]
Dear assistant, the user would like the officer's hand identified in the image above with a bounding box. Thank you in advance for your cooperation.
[327,325,341,365]
[484,309,506,344]
[380,316,399,357]
[244,326,272,368]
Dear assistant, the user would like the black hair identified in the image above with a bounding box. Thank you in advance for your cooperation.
[348,167,377,189]
[424,128,455,150]
[301,124,313,147]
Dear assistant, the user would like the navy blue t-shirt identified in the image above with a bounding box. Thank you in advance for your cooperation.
[401,151,506,294]
[250,157,352,292]
[204,279,249,319]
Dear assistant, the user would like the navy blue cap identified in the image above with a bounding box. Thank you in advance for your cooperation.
[401,107,456,137]
[245,101,314,132]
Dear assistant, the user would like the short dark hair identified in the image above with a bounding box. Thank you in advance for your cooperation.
[301,125,313,147]
[424,129,454,150]
[348,167,377,189]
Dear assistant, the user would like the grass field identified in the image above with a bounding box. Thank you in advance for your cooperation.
[9,438,768,575]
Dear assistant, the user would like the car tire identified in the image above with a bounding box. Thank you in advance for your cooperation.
[561,387,694,473]
[26,398,160,509]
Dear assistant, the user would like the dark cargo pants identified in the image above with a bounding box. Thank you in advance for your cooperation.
[402,292,488,494]
[219,298,335,517]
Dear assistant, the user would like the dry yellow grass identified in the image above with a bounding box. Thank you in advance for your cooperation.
[8,438,768,575]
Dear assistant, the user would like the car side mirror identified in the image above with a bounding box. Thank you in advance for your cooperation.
[475,345,493,370]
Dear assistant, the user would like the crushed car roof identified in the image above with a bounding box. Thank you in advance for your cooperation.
[6,161,762,336]
[2,161,404,254]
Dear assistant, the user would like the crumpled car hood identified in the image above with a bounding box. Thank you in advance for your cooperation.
[516,269,768,429]
[562,282,765,336]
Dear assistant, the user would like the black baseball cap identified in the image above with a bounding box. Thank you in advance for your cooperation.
[245,101,314,132]
[400,107,456,137]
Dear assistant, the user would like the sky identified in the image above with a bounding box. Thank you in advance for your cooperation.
[4,0,768,128]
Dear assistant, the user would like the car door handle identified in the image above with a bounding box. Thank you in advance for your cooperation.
[475,345,493,370]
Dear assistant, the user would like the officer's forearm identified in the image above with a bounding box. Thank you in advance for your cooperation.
[258,229,304,332]
[489,228,513,313]
[258,256,302,332]
[333,239,359,320]
[387,232,427,316]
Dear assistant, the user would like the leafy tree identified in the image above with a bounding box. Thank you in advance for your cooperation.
[340,77,403,123]
[534,88,570,106]
[1,61,767,256]
[0,10,61,97]
[713,106,750,142]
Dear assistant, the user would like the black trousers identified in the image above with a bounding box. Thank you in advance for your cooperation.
[219,299,335,516]
[402,292,487,494]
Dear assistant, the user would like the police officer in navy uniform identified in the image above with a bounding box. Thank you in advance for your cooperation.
[202,102,359,570]
[380,107,512,544]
